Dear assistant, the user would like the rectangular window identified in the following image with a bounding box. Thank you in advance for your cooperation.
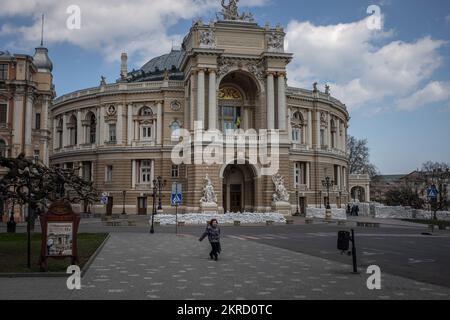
[320,129,325,146]
[0,64,7,80]
[171,165,179,178]
[0,104,7,124]
[66,163,74,170]
[109,124,116,142]
[142,126,152,140]
[106,165,113,183]
[140,160,152,183]
[82,161,92,182]
[34,150,40,162]
[35,113,41,130]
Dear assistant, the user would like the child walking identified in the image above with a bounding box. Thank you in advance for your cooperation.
[199,219,221,261]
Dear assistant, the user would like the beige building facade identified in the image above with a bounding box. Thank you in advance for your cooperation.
[50,18,350,215]
[0,46,55,220]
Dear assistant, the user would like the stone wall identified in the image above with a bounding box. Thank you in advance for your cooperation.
[306,208,347,220]
[349,202,450,221]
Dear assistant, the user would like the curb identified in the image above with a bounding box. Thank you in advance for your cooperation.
[0,233,111,279]
[81,233,111,278]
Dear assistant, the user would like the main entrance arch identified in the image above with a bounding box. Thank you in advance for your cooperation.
[221,163,258,213]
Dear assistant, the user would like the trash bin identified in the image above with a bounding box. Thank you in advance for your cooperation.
[337,231,350,251]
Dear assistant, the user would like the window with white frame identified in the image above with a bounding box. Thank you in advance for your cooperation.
[0,64,7,80]
[291,112,303,144]
[171,165,179,178]
[170,121,181,140]
[109,123,117,142]
[0,139,7,157]
[140,160,152,183]
[106,165,113,183]
[0,104,7,125]
[141,123,153,141]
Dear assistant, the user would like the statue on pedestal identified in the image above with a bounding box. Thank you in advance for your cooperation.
[200,175,218,205]
[272,173,290,203]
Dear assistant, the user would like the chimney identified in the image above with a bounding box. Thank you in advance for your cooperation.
[120,53,128,80]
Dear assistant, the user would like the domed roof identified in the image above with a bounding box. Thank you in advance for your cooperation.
[33,46,53,72]
[126,49,185,82]
[141,49,184,74]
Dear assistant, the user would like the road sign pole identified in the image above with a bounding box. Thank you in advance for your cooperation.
[175,203,178,235]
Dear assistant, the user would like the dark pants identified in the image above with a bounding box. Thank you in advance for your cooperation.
[210,242,221,258]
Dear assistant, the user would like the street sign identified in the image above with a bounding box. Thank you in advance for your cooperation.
[427,186,438,200]
[171,183,182,206]
[100,192,108,205]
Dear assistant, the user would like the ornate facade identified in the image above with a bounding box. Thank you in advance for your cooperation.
[0,46,55,220]
[50,12,350,215]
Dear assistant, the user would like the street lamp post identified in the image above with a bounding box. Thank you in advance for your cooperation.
[295,188,300,216]
[150,181,157,234]
[122,190,127,215]
[322,176,334,221]
[156,176,166,212]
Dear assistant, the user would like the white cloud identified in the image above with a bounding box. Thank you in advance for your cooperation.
[0,0,267,64]
[397,81,450,111]
[285,18,448,112]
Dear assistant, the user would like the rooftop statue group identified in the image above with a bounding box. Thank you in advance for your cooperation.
[218,0,254,22]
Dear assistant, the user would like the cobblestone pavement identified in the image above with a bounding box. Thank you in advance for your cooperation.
[1,233,449,300]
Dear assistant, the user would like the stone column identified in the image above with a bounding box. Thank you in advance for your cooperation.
[62,114,68,148]
[42,97,49,131]
[151,160,155,188]
[197,70,205,129]
[267,73,275,130]
[306,162,311,190]
[308,110,312,147]
[127,104,133,145]
[287,109,292,142]
[336,119,341,150]
[337,165,341,190]
[190,74,195,131]
[98,107,103,146]
[327,114,331,149]
[316,111,321,147]
[243,108,249,130]
[25,95,33,156]
[77,110,82,146]
[134,120,139,141]
[117,105,123,144]
[53,119,58,150]
[157,101,163,145]
[131,160,136,189]
[277,73,286,131]
[208,70,217,130]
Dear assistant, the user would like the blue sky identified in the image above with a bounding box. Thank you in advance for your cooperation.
[1,0,449,174]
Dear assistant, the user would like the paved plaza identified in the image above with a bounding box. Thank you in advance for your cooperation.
[1,232,449,300]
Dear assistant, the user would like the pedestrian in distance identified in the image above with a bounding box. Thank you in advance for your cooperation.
[199,219,221,261]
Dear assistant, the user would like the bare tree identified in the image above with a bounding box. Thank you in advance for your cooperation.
[422,161,450,172]
[347,135,378,178]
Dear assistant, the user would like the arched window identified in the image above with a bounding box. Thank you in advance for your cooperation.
[139,107,155,142]
[330,119,336,148]
[170,121,181,140]
[0,139,6,157]
[86,113,96,144]
[291,112,304,144]
[57,118,63,148]
[140,106,153,117]
[68,115,77,146]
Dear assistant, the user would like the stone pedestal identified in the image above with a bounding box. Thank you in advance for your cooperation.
[272,201,292,217]
[325,208,333,221]
[200,202,219,215]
